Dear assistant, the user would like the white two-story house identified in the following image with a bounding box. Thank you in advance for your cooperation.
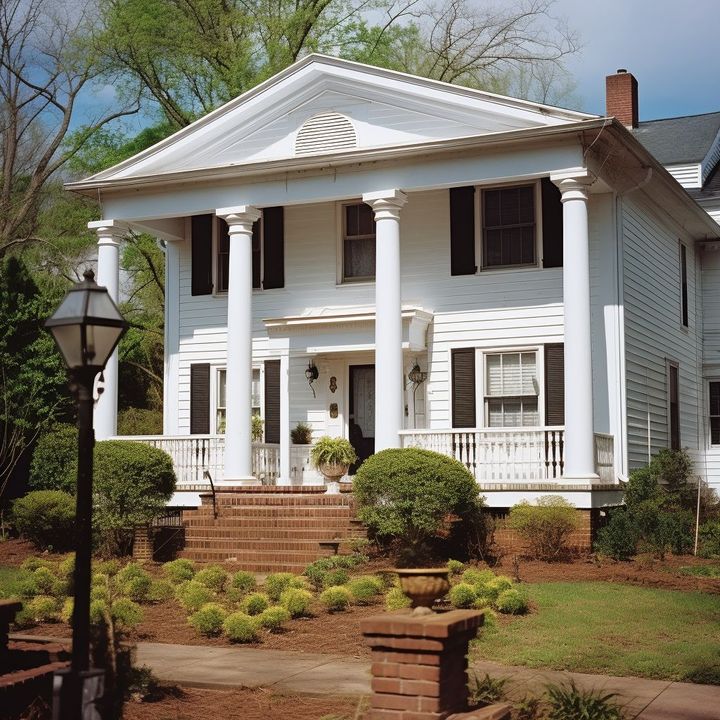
[67,56,720,531]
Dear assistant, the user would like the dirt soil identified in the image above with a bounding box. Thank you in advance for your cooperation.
[0,538,60,567]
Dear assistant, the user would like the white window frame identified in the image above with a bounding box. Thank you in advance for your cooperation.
[475,179,543,273]
[679,240,689,329]
[336,200,376,284]
[665,358,681,450]
[213,216,264,295]
[708,379,720,447]
[212,364,264,434]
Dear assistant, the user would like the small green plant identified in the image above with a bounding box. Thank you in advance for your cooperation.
[60,597,74,624]
[20,557,53,572]
[24,595,60,623]
[348,576,383,604]
[148,579,175,603]
[290,422,313,444]
[447,559,465,575]
[258,606,291,632]
[461,568,495,587]
[545,680,625,720]
[94,559,121,577]
[251,414,264,441]
[162,558,195,583]
[57,555,75,581]
[175,580,214,612]
[320,585,352,611]
[677,564,720,578]
[698,519,720,559]
[231,571,256,594]
[32,566,61,596]
[322,569,350,588]
[594,510,638,560]
[115,563,152,602]
[28,424,78,493]
[495,588,529,615]
[265,573,297,601]
[223,612,259,642]
[12,491,76,551]
[280,588,313,617]
[385,587,412,611]
[515,695,544,720]
[310,436,357,468]
[477,607,498,632]
[486,576,513,599]
[469,673,508,704]
[111,598,144,628]
[449,583,477,609]
[508,496,580,560]
[194,565,228,592]
[244,592,270,616]
[189,603,227,636]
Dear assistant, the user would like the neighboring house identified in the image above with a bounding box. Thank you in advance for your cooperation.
[67,57,720,540]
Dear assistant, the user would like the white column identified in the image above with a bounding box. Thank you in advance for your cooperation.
[551,171,599,482]
[216,205,261,485]
[163,239,181,435]
[363,189,407,452]
[88,220,125,440]
[279,350,291,485]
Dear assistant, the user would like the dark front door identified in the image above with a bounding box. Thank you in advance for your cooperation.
[349,364,375,473]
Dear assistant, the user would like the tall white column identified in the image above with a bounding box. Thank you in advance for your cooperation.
[278,350,291,485]
[551,171,599,482]
[363,189,407,452]
[216,205,261,485]
[163,239,181,435]
[88,220,125,440]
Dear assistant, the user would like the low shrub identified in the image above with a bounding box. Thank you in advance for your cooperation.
[280,588,313,618]
[486,576,513,599]
[57,555,75,582]
[677,565,720,578]
[175,581,214,612]
[447,559,465,575]
[545,679,624,720]
[508,496,580,560]
[698,520,720,559]
[320,586,352,611]
[94,559,121,577]
[594,510,638,560]
[115,563,152,602]
[347,576,383,604]
[148,580,175,603]
[223,612,259,643]
[189,603,227,636]
[322,569,349,588]
[32,567,60,596]
[162,559,195,583]
[24,595,59,623]
[28,424,77,493]
[258,606,291,632]
[231,571,256,594]
[194,565,228,593]
[13,491,75,551]
[385,587,412,611]
[449,583,477,609]
[461,568,495,587]
[265,573,297,601]
[117,408,163,436]
[495,588,529,615]
[243,592,270,616]
[111,598,144,628]
[290,422,313,445]
[20,557,53,572]
[477,607,498,632]
[469,673,508,704]
[60,597,74,624]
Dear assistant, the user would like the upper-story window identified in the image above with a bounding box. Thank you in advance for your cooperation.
[216,218,262,292]
[710,381,720,445]
[485,351,539,427]
[482,185,536,268]
[342,202,376,282]
[216,367,261,433]
[680,242,688,327]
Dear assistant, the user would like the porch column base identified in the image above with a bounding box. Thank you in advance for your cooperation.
[560,473,601,486]
[217,476,260,487]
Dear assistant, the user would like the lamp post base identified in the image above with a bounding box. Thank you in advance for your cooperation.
[53,667,105,720]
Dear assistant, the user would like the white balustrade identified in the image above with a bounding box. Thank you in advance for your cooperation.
[593,433,615,484]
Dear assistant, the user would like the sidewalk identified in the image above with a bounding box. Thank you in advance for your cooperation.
[135,642,720,720]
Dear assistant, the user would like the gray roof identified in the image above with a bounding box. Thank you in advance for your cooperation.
[689,162,720,204]
[633,111,720,165]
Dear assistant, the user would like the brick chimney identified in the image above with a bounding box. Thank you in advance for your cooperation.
[606,69,638,128]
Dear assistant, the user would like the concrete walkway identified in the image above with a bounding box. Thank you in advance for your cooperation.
[135,642,720,720]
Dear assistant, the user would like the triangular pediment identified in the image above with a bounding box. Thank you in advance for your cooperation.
[81,55,597,185]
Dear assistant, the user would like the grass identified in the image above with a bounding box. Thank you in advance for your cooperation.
[474,581,720,683]
[0,566,25,599]
[676,565,720,578]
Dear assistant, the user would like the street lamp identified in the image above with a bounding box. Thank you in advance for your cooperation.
[45,269,128,720]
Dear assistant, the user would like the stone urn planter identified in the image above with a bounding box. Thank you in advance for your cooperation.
[395,568,451,613]
[310,436,357,494]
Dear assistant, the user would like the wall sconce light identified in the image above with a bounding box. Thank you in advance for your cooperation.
[408,362,427,386]
[305,360,319,398]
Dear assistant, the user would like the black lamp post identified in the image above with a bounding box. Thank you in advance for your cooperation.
[45,269,128,720]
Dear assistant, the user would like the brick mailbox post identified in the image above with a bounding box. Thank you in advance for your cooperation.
[360,609,511,720]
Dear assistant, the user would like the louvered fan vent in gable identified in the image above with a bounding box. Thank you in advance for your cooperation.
[295,112,357,155]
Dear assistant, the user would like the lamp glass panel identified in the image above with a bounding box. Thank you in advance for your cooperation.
[86,290,124,322]
[85,323,124,367]
[49,324,84,368]
[51,290,86,320]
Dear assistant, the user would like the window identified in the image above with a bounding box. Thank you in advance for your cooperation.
[680,242,688,327]
[215,368,261,433]
[710,382,720,445]
[342,202,376,281]
[482,185,536,268]
[485,352,539,427]
[216,219,261,292]
[667,361,680,450]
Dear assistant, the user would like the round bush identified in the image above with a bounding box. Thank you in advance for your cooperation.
[486,576,513,598]
[495,588,529,615]
[32,567,59,595]
[594,510,638,560]
[280,588,313,618]
[61,597,74,624]
[258,606,291,632]
[385,587,412,611]
[28,424,77,493]
[92,440,176,554]
[176,580,214,612]
[194,565,228,592]
[449,582,477,609]
[223,612,259,643]
[13,491,75,551]
[25,595,59,623]
[508,496,580,560]
[264,573,296,601]
[447,559,465,575]
[353,448,481,549]
[94,559,121,577]
[698,519,720,559]
[148,579,175,603]
[90,599,108,624]
[189,603,227,636]
[347,576,383,604]
[111,598,144,628]
[243,592,270,616]
[57,555,75,581]
[462,568,495,588]
[115,563,152,602]
[162,559,195,583]
[322,569,349,588]
[319,586,352,612]
[231,571,256,594]
[20,557,53,572]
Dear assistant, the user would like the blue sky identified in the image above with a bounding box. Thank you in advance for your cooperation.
[555,0,720,119]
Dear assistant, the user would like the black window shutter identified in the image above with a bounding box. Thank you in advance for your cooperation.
[264,360,281,444]
[191,215,214,295]
[541,178,563,268]
[262,206,285,289]
[190,363,210,434]
[450,187,476,276]
[451,348,476,428]
[252,221,261,289]
[544,343,565,425]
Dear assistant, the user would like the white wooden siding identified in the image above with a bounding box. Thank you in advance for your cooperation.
[621,195,702,470]
[665,163,702,189]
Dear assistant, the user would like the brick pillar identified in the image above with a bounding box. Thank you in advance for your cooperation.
[132,527,153,561]
[360,609,484,720]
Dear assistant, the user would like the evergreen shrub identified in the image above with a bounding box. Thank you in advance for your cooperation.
[508,496,580,560]
[13,491,75,551]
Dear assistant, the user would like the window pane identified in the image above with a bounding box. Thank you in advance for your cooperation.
[345,205,359,237]
[486,355,502,396]
[358,204,375,235]
[485,229,503,266]
[503,400,521,426]
[484,190,501,227]
[710,382,720,416]
[218,370,226,408]
[521,398,539,426]
[712,417,720,445]
[520,353,537,395]
[487,399,504,427]
[251,369,261,409]
[502,354,521,395]
[344,237,375,278]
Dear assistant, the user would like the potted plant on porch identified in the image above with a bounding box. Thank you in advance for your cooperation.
[310,436,357,493]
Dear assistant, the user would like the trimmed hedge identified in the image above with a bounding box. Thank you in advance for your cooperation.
[13,491,75,551]
[508,496,580,560]
[28,424,77,493]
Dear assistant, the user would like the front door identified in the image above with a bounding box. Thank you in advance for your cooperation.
[349,364,375,472]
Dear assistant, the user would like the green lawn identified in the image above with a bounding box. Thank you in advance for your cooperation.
[0,566,25,599]
[474,582,720,683]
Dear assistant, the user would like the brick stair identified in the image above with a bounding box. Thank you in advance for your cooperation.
[179,486,366,571]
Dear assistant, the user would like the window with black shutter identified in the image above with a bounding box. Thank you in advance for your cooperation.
[264,360,280,444]
[190,363,210,434]
[668,362,680,450]
[710,381,720,446]
[541,178,563,268]
[482,185,536,268]
[544,343,564,425]
[191,215,213,295]
[451,348,476,428]
[450,186,476,275]
[680,242,688,327]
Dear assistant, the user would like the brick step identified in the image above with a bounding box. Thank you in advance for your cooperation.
[180,527,357,540]
[201,495,356,507]
[179,546,334,562]
[185,507,355,519]
[183,537,347,552]
[184,514,357,526]
[176,552,318,571]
